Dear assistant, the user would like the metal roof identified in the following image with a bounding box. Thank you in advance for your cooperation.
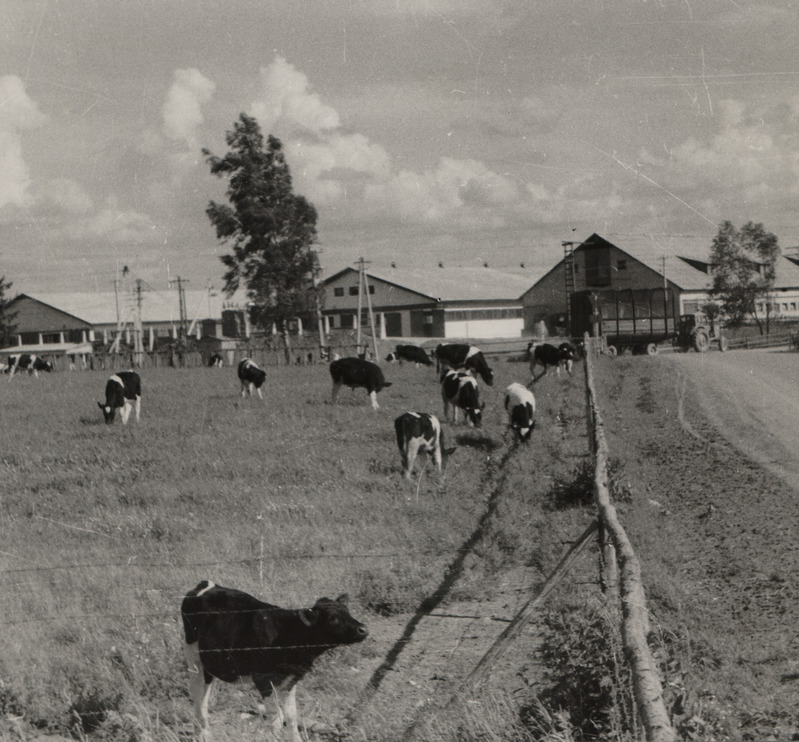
[18,289,247,326]
[323,265,540,302]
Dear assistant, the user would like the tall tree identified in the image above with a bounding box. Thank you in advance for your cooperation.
[203,114,321,358]
[709,220,780,334]
[0,276,16,348]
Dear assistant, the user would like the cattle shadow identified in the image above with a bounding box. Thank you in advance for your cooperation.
[453,432,499,451]
[79,416,103,427]
[348,445,515,721]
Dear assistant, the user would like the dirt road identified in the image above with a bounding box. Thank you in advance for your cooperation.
[663,348,799,492]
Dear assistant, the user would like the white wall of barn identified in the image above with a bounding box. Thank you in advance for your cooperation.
[444,317,524,338]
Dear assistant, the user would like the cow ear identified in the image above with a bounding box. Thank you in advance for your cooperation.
[480,401,486,409]
[299,608,319,627]
[335,593,349,605]
[97,402,104,410]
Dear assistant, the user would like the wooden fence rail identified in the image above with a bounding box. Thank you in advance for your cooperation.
[584,334,676,742]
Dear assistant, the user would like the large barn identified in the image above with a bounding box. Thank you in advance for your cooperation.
[320,264,538,340]
[521,233,714,336]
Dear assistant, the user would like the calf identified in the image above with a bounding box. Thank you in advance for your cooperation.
[440,369,484,427]
[394,412,449,479]
[97,371,141,425]
[7,354,54,379]
[181,580,368,741]
[504,382,536,442]
[529,342,575,382]
[385,344,432,366]
[238,358,267,398]
[330,357,392,410]
[208,353,224,368]
[434,343,493,386]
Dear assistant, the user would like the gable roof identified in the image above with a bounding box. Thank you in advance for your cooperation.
[15,289,247,326]
[322,265,539,302]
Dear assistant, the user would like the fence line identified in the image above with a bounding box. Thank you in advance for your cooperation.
[584,335,676,742]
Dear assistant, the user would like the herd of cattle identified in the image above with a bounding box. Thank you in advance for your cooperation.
[8,340,576,739]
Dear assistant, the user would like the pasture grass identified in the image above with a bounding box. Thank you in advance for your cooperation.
[0,357,609,740]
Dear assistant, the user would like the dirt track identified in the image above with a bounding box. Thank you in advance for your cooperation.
[593,348,799,741]
[664,348,799,493]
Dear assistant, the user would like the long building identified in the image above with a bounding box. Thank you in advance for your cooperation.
[320,264,539,340]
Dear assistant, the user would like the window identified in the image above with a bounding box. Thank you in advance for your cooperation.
[348,286,359,296]
[334,287,344,297]
[369,285,375,294]
[584,246,611,287]
[617,259,627,271]
[340,314,354,329]
[42,332,61,344]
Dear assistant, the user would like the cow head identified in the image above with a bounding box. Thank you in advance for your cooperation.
[299,595,369,645]
[98,402,116,424]
[465,401,486,428]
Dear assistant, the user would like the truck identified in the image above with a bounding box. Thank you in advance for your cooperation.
[570,288,726,355]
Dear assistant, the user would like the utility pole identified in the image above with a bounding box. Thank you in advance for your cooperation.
[661,256,668,289]
[133,279,145,363]
[355,257,379,361]
[169,276,189,342]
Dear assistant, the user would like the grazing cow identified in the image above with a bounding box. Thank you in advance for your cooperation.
[385,344,433,366]
[440,369,484,427]
[394,412,451,479]
[97,371,141,425]
[330,357,392,410]
[208,353,224,368]
[7,354,54,379]
[434,344,493,386]
[529,342,576,382]
[238,358,267,399]
[181,580,368,742]
[504,382,536,442]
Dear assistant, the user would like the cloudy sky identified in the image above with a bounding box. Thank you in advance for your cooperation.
[2,0,799,295]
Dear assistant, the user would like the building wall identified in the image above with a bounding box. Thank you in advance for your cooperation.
[444,317,524,338]
[523,244,683,336]
[324,270,434,311]
[9,296,92,334]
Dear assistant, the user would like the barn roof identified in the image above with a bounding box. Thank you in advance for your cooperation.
[17,289,247,325]
[322,265,539,302]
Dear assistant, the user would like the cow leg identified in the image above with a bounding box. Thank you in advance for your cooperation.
[133,397,141,422]
[331,380,342,404]
[184,643,213,739]
[240,381,247,398]
[120,402,132,426]
[404,439,421,479]
[368,390,379,410]
[431,441,442,473]
[281,686,300,742]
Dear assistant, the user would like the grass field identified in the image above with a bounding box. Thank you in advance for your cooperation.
[0,358,607,740]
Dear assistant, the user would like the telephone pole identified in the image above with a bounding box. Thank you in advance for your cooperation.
[169,276,189,341]
[355,257,379,361]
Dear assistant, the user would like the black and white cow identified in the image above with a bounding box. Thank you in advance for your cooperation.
[238,358,267,399]
[504,382,536,442]
[529,342,576,382]
[97,371,141,425]
[181,580,368,741]
[434,344,493,386]
[6,354,54,379]
[440,369,484,427]
[330,357,392,410]
[394,412,450,479]
[385,344,433,366]
[208,353,224,368]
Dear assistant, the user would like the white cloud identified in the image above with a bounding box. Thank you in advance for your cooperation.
[64,205,157,244]
[162,68,216,149]
[36,178,93,213]
[251,57,339,134]
[0,75,46,210]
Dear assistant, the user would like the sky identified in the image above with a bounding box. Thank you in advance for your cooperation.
[2,0,799,297]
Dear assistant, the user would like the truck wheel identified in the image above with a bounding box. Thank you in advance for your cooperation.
[646,342,658,356]
[693,330,710,352]
[605,345,618,357]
